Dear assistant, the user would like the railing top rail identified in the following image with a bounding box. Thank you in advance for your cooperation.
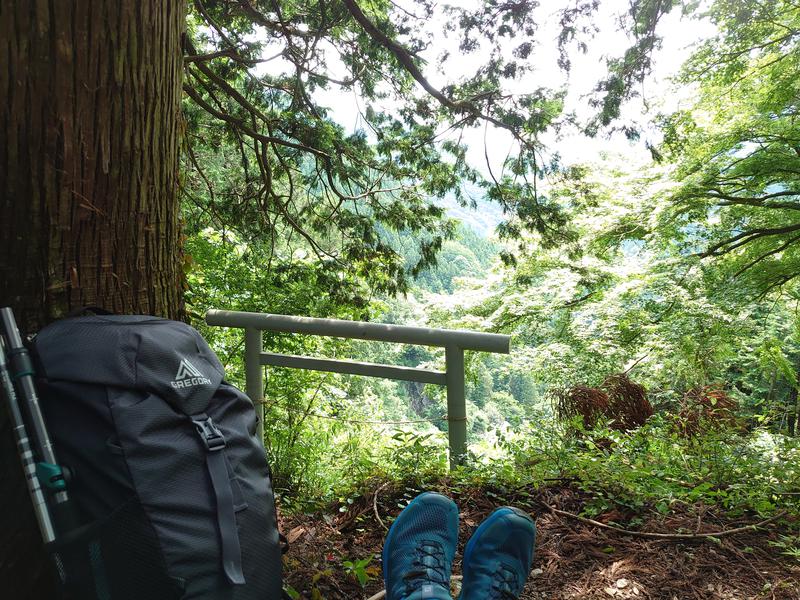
[205,309,510,353]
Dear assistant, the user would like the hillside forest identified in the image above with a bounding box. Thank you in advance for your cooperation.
[173,1,800,597]
[3,0,800,598]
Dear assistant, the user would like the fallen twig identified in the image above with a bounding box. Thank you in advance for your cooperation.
[542,504,788,540]
[374,483,389,532]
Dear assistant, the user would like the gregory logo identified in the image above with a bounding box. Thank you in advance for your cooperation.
[171,358,212,389]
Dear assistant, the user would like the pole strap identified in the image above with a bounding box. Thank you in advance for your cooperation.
[36,461,67,491]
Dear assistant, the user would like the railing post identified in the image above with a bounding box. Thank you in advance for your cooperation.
[245,327,264,445]
[445,345,466,468]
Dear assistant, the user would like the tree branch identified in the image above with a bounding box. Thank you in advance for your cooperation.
[733,234,800,277]
[236,0,318,39]
[340,0,538,153]
[701,222,800,257]
[543,504,789,541]
[705,189,800,211]
[183,84,332,160]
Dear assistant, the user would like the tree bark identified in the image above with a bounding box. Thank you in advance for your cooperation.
[0,1,186,596]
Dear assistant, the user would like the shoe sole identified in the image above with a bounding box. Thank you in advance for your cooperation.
[381,491,458,584]
[461,506,536,582]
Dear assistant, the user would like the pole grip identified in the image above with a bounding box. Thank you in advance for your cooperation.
[0,336,57,543]
[0,308,61,470]
[0,306,78,537]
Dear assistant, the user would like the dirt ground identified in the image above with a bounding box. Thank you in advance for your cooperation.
[280,483,800,600]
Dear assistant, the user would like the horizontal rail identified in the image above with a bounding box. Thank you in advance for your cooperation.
[206,310,510,353]
[260,352,448,385]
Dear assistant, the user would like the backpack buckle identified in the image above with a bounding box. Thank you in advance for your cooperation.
[191,415,226,451]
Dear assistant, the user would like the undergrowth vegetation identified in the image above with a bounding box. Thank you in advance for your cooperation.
[268,413,800,526]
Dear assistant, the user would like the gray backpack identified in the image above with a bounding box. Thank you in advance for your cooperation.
[32,314,283,599]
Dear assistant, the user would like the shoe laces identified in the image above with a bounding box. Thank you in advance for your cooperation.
[402,540,449,593]
[491,564,521,600]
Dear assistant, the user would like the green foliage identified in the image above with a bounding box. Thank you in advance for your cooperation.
[587,0,682,133]
[444,150,800,429]
[770,534,800,563]
[383,430,448,478]
[341,558,375,588]
[658,0,800,296]
[488,417,800,518]
[182,0,544,297]
[331,416,800,523]
[179,0,800,530]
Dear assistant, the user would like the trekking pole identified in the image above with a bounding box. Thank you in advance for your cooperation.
[0,307,74,533]
[0,334,57,543]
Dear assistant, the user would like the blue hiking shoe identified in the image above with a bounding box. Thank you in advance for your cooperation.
[458,507,536,600]
[382,492,459,600]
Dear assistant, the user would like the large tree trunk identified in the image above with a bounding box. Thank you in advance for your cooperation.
[0,1,186,596]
